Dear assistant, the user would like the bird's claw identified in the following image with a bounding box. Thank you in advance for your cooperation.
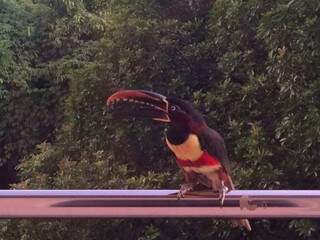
[219,181,229,206]
[177,183,194,199]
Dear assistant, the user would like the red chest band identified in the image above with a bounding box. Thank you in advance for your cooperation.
[176,151,220,168]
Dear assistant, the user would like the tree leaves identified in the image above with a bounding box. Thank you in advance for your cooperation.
[1,0,320,239]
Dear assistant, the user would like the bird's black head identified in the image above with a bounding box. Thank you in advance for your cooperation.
[166,97,205,131]
[107,90,206,133]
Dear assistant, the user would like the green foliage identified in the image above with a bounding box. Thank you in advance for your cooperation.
[1,0,320,239]
[0,0,63,187]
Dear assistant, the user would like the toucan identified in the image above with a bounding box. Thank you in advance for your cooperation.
[107,89,251,231]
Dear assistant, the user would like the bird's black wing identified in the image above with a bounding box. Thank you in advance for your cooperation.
[198,127,231,175]
[198,127,252,231]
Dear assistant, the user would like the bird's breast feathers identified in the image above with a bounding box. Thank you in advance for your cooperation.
[166,134,222,173]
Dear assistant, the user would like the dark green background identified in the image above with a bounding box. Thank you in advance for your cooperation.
[0,0,319,239]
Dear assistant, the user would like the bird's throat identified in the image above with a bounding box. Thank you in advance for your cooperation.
[166,133,203,162]
[165,124,189,145]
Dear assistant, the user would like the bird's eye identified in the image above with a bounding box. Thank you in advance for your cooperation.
[170,106,177,111]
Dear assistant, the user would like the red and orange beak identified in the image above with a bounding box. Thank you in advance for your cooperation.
[107,89,171,122]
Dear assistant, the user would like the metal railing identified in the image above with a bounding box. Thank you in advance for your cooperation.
[0,190,320,218]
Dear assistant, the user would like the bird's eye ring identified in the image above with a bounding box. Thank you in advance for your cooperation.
[170,106,176,111]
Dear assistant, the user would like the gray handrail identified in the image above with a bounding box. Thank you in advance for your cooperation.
[0,190,320,218]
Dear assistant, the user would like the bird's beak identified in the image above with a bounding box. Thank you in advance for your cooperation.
[106,89,171,122]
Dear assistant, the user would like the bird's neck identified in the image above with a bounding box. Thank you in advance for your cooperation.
[165,123,190,145]
[165,123,204,161]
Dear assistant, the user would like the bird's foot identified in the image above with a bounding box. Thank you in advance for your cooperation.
[218,181,229,206]
[177,183,194,199]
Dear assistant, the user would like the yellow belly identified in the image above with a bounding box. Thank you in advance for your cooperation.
[166,134,203,161]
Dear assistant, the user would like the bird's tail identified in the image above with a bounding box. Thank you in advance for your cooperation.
[231,219,252,231]
[226,175,252,232]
